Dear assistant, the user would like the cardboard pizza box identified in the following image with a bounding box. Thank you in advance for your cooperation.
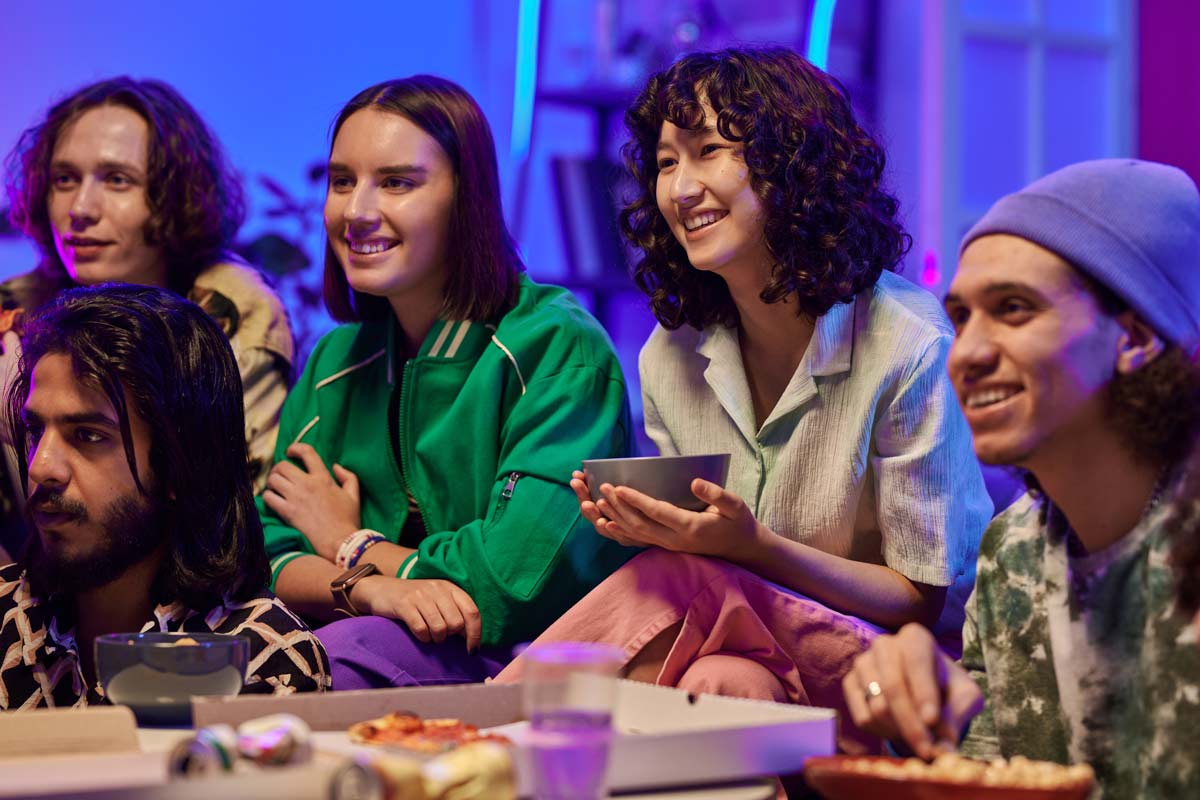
[192,679,835,793]
[0,706,168,798]
[0,705,140,758]
[0,682,821,798]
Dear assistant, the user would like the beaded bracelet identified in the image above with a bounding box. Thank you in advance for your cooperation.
[335,529,387,570]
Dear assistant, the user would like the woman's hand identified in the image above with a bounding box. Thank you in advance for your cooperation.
[570,470,641,544]
[263,443,361,561]
[356,575,482,653]
[841,623,984,760]
[576,474,768,559]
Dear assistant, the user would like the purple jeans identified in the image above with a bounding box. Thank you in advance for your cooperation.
[315,615,518,690]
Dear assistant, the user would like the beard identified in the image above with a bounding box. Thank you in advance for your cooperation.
[23,484,166,596]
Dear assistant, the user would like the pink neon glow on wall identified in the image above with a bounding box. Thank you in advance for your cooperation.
[917,0,944,291]
[1139,0,1200,187]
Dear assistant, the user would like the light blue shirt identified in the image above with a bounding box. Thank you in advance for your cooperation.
[639,271,991,642]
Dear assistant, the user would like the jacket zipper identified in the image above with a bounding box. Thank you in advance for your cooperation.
[490,471,521,525]
[394,358,429,541]
[501,471,520,500]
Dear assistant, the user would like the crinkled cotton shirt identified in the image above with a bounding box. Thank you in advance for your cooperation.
[639,271,991,642]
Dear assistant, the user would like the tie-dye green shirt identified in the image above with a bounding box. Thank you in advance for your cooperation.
[960,493,1200,799]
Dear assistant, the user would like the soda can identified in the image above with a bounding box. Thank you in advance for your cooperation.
[328,753,425,800]
[236,713,313,766]
[167,724,238,778]
[328,759,385,800]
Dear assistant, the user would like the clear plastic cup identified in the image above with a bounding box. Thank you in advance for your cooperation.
[522,642,625,800]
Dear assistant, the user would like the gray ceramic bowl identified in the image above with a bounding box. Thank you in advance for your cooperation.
[95,631,248,725]
[582,453,732,511]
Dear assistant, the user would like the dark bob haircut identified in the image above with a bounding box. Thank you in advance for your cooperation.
[323,76,523,323]
[621,47,911,330]
[5,77,246,297]
[7,285,268,607]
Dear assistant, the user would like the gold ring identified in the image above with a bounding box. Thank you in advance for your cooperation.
[864,680,883,703]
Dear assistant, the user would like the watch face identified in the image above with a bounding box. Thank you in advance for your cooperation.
[334,563,378,589]
[332,566,373,618]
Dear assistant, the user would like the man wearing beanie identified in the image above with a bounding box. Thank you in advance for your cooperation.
[841,159,1200,799]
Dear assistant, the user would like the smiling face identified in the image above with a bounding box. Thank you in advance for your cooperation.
[47,105,167,288]
[22,352,162,593]
[944,234,1126,468]
[654,105,770,284]
[324,108,456,309]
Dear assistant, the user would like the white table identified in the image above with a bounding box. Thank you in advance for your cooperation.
[2,727,776,800]
[128,728,776,800]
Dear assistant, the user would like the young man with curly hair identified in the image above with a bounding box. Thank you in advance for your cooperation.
[497,47,991,753]
[0,285,327,708]
[1,78,293,556]
[844,159,1200,798]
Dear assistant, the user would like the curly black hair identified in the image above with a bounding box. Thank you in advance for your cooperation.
[5,77,245,298]
[620,47,911,330]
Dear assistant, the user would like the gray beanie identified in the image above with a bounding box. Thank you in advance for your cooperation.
[960,158,1200,347]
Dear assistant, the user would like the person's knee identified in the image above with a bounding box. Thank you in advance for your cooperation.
[316,614,403,652]
[676,653,788,703]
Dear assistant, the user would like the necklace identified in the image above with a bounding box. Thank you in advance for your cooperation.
[1142,467,1171,520]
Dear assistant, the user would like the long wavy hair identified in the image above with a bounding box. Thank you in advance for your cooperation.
[7,285,268,607]
[5,77,245,298]
[621,47,911,330]
[323,76,524,323]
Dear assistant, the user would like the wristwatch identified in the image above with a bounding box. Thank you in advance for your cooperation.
[330,562,380,617]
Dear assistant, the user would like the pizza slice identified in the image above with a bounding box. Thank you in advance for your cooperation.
[348,712,512,755]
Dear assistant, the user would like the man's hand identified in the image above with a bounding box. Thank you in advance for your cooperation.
[356,576,482,653]
[842,623,984,760]
[263,443,361,561]
[570,471,765,559]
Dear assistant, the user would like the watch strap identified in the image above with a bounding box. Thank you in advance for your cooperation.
[330,562,380,617]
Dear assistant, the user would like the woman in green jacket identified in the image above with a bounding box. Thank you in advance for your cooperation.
[257,76,635,687]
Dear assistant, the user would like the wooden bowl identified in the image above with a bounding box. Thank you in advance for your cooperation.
[803,756,1094,800]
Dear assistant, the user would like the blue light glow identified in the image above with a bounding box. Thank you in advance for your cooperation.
[805,0,837,71]
[510,0,542,161]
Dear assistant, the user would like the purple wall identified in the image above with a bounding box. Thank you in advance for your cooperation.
[1139,0,1200,185]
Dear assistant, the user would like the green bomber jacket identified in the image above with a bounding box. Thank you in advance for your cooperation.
[259,276,638,645]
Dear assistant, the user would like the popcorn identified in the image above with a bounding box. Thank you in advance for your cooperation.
[839,753,1094,789]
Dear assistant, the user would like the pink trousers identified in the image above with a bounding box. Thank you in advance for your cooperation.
[495,549,884,753]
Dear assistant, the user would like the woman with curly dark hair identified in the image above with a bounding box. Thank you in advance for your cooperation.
[0,77,293,554]
[497,48,991,752]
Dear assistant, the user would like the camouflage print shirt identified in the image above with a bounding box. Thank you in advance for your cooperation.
[960,492,1200,798]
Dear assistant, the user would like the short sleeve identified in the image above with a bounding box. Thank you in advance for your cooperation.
[871,336,992,586]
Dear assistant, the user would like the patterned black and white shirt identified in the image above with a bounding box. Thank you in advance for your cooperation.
[0,563,331,709]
